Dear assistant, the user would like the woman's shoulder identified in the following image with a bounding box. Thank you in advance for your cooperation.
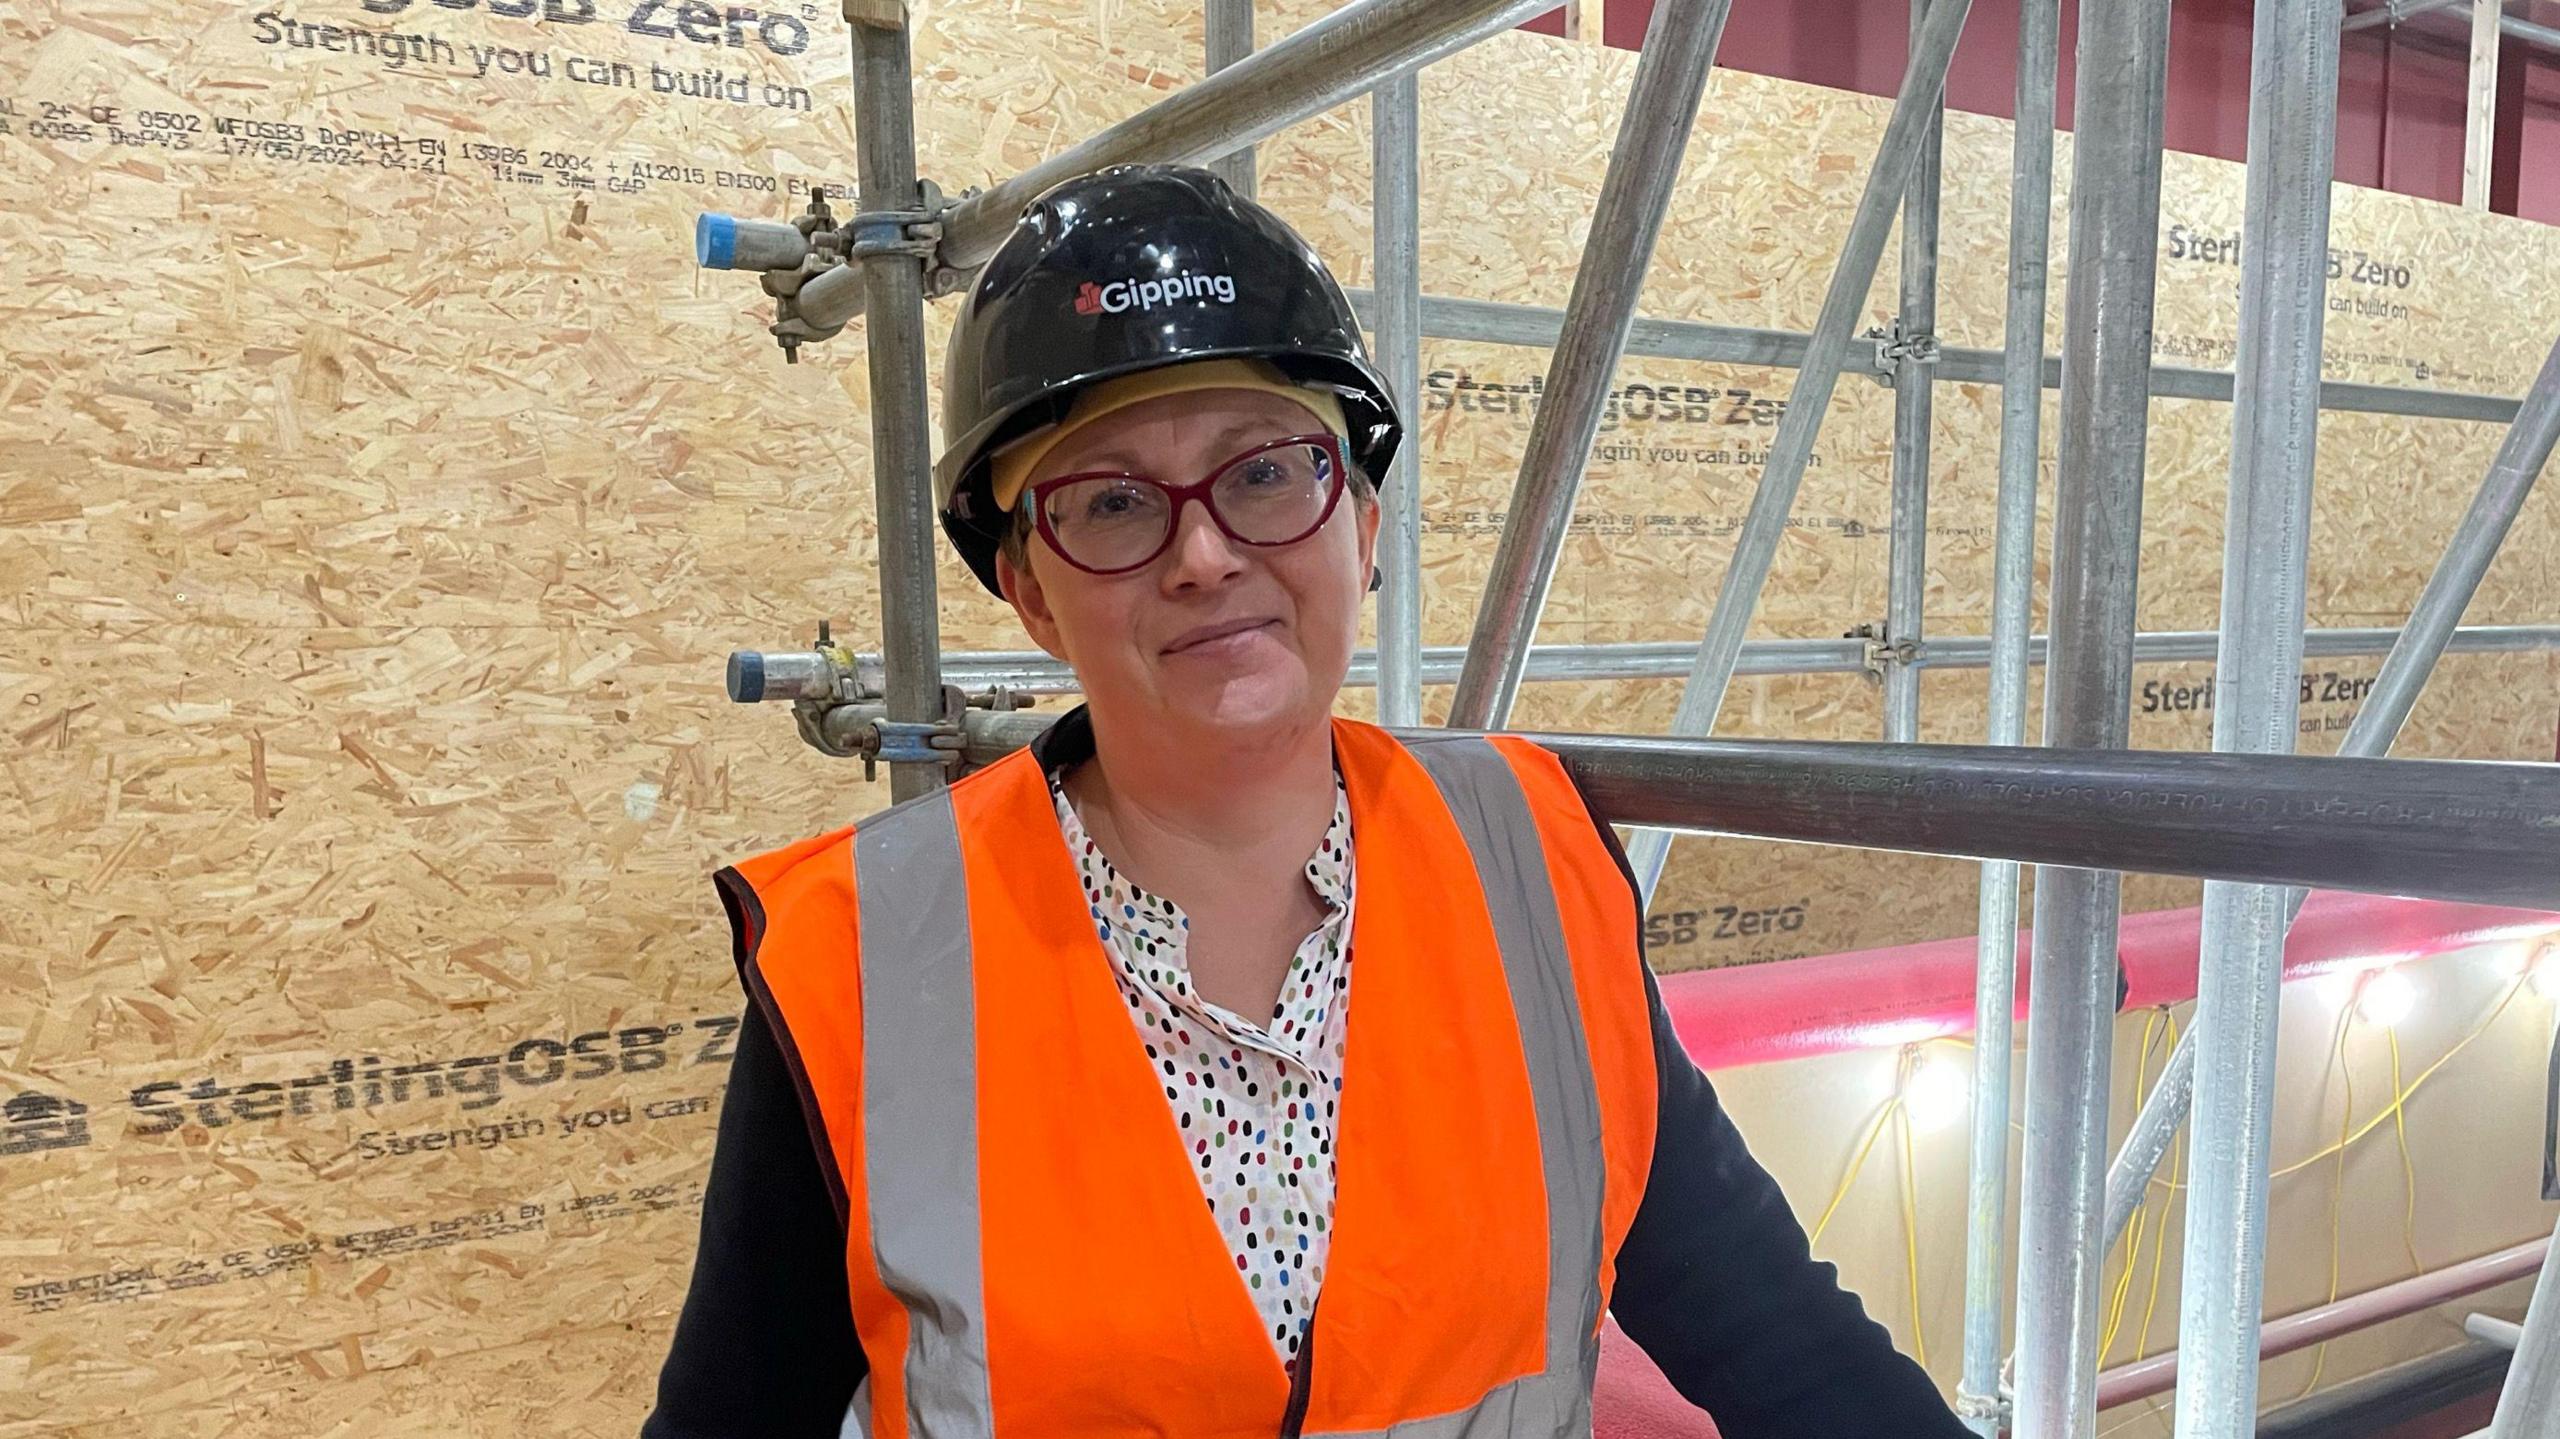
[720,824,859,894]
[721,743,1054,893]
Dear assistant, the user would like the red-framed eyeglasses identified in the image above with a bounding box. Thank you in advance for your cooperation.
[1023,433,1353,577]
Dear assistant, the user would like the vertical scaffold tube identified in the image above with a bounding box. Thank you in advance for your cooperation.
[2093,322,2560,1262]
[2173,2,2341,1434]
[2011,2,2173,1435]
[1206,0,1257,198]
[1958,0,2058,1427]
[850,9,946,803]
[1883,0,1945,744]
[1374,71,1425,728]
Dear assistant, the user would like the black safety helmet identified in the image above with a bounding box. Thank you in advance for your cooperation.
[935,164,1404,596]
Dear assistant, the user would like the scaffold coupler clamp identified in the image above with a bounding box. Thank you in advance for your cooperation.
[1867,318,1941,387]
[1848,622,1920,682]
[1953,1384,2012,1428]
[853,683,970,783]
[842,166,978,299]
[693,175,966,361]
[695,188,855,362]
[848,186,939,261]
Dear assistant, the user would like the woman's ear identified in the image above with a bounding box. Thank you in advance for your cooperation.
[996,545,1070,663]
[1355,490,1383,594]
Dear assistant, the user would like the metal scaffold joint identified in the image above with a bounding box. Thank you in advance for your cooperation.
[1868,317,1942,385]
[795,682,974,780]
[697,176,975,361]
[753,621,1037,775]
[859,716,968,782]
[1953,1385,2013,1428]
[849,177,951,263]
[1847,621,1922,679]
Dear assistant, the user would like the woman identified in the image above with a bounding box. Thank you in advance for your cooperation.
[646,166,1965,1439]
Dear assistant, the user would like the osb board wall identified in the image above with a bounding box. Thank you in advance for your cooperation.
[4,0,2558,1430]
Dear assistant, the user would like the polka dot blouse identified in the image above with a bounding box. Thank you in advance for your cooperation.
[1048,766,1354,1368]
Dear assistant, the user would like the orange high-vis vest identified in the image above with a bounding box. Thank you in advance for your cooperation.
[715,719,1661,1438]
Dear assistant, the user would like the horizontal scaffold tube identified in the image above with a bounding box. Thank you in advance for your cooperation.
[2094,1236,2554,1410]
[829,624,2560,697]
[1344,290,2527,424]
[913,712,2560,908]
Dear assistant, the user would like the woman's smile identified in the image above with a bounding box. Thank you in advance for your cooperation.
[1162,616,1284,660]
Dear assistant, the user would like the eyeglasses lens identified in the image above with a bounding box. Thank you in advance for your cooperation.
[1042,443,1336,572]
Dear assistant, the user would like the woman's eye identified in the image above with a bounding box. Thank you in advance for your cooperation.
[1237,460,1288,487]
[1080,484,1156,522]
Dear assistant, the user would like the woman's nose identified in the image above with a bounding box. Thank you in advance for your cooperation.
[1159,497,1248,590]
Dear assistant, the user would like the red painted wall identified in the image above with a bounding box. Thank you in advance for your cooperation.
[2518,47,2560,217]
[1600,0,2560,224]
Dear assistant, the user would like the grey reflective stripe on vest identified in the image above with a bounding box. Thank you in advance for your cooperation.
[855,790,996,1435]
[1391,736,1609,1438]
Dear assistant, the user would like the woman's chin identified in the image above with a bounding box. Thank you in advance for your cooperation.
[1160,666,1311,736]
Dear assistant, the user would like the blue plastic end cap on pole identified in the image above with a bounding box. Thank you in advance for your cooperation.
[696,212,739,270]
[726,651,765,702]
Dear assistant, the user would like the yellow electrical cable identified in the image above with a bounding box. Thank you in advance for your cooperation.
[2145,973,2529,1197]
[2099,1025,2152,1362]
[1813,1046,1940,1366]
[2100,1009,2168,1364]
[2266,973,2526,1179]
[1819,971,2519,1399]
[1895,1090,1929,1371]
[2132,1010,2183,1361]
[2284,975,2524,1399]
[2291,1005,2359,1403]
[1812,1091,1903,1247]
[2101,1209,2146,1363]
[2388,1027,2424,1275]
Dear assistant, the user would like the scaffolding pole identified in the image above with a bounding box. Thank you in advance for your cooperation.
[1206,0,1256,198]
[2487,1215,2560,1438]
[935,0,1556,280]
[1447,0,1737,729]
[1374,70,1424,727]
[2095,322,2560,1260]
[2173,2,2341,1434]
[1883,0,1946,744]
[1340,289,2529,425]
[2104,1236,2555,1409]
[840,622,2560,697]
[1958,0,2057,1427]
[783,702,2560,903]
[848,5,945,803]
[2012,1,2172,1434]
[1617,0,1976,898]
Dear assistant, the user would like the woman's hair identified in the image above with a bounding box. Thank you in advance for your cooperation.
[997,462,1378,576]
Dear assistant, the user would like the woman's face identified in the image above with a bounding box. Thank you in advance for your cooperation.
[996,387,1380,749]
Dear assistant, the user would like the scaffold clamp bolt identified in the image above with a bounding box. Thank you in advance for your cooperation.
[1849,622,1920,679]
[1868,319,1942,383]
[1953,1386,2011,1425]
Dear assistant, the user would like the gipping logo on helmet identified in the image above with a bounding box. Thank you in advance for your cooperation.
[1072,270,1238,316]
